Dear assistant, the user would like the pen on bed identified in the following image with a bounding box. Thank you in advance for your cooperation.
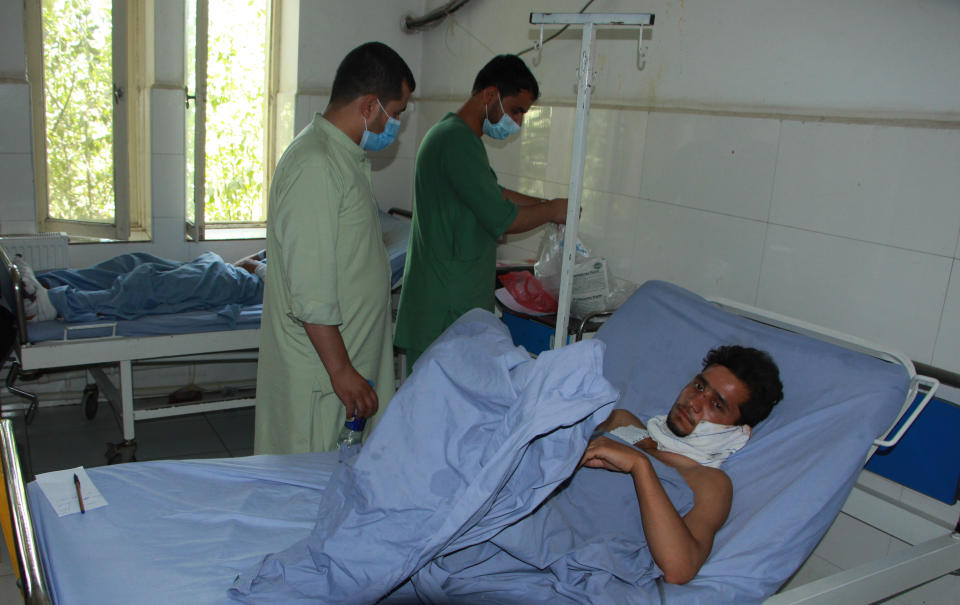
[73,473,85,514]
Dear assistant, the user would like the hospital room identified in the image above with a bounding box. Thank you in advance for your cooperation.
[0,0,958,602]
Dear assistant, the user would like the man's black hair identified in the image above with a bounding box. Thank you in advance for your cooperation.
[471,54,539,100]
[329,42,416,106]
[703,345,783,427]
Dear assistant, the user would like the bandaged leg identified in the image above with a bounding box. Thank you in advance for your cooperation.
[14,256,57,321]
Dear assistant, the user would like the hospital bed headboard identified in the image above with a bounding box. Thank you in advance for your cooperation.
[593,280,939,601]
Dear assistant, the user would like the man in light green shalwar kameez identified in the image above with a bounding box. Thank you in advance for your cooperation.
[254,43,416,454]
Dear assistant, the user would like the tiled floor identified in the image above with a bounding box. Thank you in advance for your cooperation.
[0,402,254,601]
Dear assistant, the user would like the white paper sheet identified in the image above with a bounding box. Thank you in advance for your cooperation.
[35,467,108,516]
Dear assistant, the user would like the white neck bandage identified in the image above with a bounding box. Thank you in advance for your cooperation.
[610,415,750,468]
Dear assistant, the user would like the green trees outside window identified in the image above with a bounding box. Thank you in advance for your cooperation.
[42,0,114,223]
[188,0,269,228]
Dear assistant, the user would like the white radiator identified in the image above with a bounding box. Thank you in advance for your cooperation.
[0,232,69,270]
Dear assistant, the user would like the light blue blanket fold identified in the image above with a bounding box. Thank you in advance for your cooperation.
[228,309,620,604]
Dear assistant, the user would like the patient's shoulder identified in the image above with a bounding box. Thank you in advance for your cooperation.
[676,463,733,500]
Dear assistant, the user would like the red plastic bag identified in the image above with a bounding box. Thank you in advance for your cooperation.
[498,271,558,314]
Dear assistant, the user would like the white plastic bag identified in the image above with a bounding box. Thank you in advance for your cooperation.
[533,224,637,318]
[571,277,638,317]
[533,224,590,298]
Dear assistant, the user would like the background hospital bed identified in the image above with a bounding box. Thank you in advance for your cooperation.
[0,210,410,462]
[1,279,956,604]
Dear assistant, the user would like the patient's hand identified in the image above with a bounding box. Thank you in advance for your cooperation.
[235,259,262,275]
[580,435,648,474]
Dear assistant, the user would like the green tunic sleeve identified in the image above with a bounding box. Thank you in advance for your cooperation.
[439,125,518,239]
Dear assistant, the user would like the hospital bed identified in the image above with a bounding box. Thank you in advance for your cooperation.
[0,210,411,461]
[2,279,957,604]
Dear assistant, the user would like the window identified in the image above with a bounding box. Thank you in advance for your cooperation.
[26,0,150,241]
[186,0,274,241]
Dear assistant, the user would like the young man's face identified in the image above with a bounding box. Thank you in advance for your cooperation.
[492,88,535,128]
[370,80,412,133]
[666,364,750,436]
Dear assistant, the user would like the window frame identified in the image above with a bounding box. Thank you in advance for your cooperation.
[25,0,152,241]
[186,0,277,242]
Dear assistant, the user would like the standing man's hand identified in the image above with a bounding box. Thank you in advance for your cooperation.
[304,322,378,420]
[330,367,378,420]
[548,197,569,224]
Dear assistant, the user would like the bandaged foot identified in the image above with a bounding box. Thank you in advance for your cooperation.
[14,256,57,321]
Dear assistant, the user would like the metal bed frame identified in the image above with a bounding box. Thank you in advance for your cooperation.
[1,291,957,603]
[0,244,261,461]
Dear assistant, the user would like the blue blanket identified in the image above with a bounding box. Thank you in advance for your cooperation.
[40,252,263,322]
[229,309,627,603]
[401,453,693,604]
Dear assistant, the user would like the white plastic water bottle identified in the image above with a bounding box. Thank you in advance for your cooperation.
[336,415,366,462]
[336,379,373,462]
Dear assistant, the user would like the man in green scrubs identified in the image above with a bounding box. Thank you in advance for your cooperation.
[395,55,567,369]
[255,42,415,454]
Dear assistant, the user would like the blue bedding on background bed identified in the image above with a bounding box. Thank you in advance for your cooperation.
[25,212,410,342]
[379,210,410,288]
[26,303,263,342]
[40,252,263,322]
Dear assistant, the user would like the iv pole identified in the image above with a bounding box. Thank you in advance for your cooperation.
[528,13,654,350]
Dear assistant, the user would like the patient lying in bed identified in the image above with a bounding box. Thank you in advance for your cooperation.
[579,345,782,585]
[16,251,264,322]
[229,314,783,603]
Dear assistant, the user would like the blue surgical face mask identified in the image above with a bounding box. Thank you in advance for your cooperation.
[482,96,520,140]
[360,99,401,151]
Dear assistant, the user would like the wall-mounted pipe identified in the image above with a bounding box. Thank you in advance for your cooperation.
[402,0,473,32]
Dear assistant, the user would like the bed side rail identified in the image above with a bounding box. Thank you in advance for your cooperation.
[0,418,52,604]
[765,532,960,604]
[708,297,939,453]
[0,244,28,348]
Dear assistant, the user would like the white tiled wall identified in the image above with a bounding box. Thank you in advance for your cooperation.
[771,122,960,257]
[934,261,960,370]
[0,81,35,235]
[470,100,960,376]
[639,112,780,221]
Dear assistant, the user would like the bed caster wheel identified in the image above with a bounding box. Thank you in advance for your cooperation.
[105,439,137,464]
[82,384,99,419]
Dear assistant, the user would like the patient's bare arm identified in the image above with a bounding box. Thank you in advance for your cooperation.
[579,436,732,584]
[595,408,646,433]
[234,250,266,274]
